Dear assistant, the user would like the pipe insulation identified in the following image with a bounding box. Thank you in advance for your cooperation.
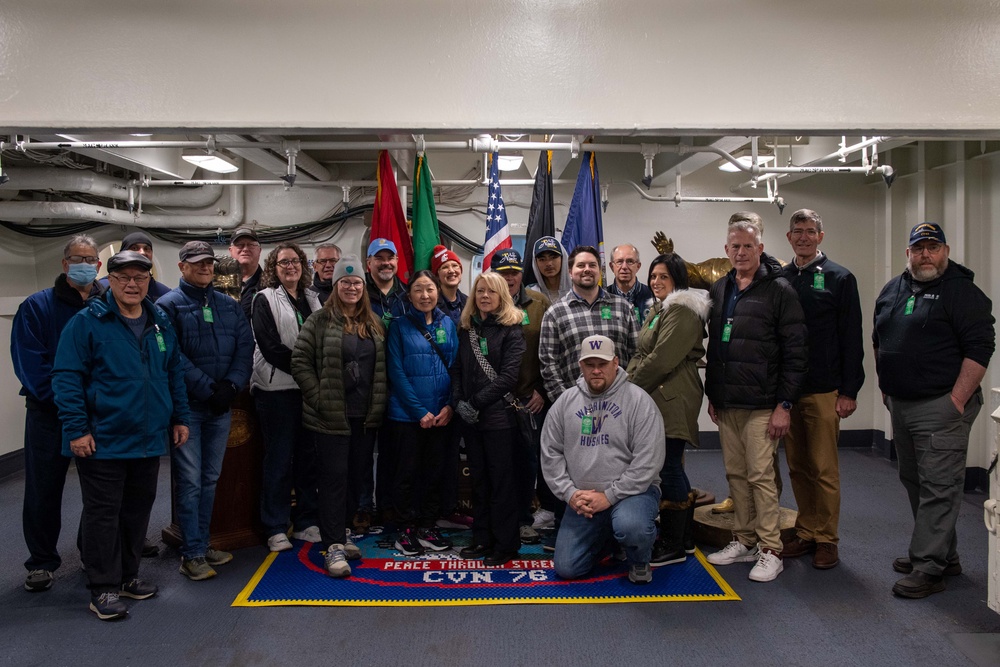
[0,167,224,207]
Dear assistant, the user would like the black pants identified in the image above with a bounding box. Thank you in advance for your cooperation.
[391,421,451,527]
[76,456,160,594]
[314,419,376,545]
[22,404,74,572]
[466,428,519,554]
[438,422,465,516]
[511,411,540,526]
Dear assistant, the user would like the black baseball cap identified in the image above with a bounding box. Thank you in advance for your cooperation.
[231,228,259,244]
[491,248,523,272]
[179,241,217,263]
[107,250,152,272]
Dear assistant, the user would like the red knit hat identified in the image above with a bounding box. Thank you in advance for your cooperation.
[431,245,462,274]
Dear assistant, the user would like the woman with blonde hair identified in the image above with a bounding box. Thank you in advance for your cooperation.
[291,254,387,577]
[451,271,526,566]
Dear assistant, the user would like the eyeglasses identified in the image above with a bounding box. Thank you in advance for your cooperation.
[65,255,100,265]
[910,243,944,256]
[276,258,302,268]
[108,273,150,286]
[338,280,365,289]
[314,258,338,266]
[611,259,638,267]
[231,241,260,250]
[790,228,820,237]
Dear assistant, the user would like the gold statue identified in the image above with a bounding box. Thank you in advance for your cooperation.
[651,232,732,291]
[213,255,242,301]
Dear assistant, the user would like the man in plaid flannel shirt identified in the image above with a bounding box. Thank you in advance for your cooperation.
[539,246,639,402]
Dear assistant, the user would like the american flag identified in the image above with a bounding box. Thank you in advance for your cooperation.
[482,151,512,271]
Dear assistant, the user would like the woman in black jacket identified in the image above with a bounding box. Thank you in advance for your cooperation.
[451,271,526,566]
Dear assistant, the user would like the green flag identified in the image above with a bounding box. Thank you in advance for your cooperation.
[411,153,440,271]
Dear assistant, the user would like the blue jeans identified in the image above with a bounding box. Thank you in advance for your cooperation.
[22,402,74,572]
[554,486,660,579]
[254,389,319,537]
[171,407,231,560]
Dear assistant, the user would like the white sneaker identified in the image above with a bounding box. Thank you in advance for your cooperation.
[324,545,351,578]
[749,549,784,582]
[707,540,759,565]
[531,509,555,530]
[267,533,293,552]
[343,530,362,560]
[291,525,321,543]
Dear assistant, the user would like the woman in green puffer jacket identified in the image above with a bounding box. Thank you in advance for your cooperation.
[291,254,387,579]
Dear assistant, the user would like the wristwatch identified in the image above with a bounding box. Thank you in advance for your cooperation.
[780,400,793,411]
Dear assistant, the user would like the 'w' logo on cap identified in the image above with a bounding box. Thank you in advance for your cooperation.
[589,340,603,350]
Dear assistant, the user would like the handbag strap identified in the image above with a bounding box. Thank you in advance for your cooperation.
[410,313,451,370]
[467,328,521,410]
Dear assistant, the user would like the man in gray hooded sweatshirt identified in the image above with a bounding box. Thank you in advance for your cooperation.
[541,335,665,584]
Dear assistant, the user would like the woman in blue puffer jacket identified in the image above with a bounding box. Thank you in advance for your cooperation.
[386,270,458,556]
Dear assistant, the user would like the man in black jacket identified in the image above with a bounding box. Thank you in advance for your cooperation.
[779,209,865,571]
[704,214,807,583]
[874,222,995,599]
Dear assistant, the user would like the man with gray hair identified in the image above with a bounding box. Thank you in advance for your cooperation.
[308,243,342,305]
[779,209,865,570]
[607,244,654,325]
[11,235,106,593]
[704,216,807,583]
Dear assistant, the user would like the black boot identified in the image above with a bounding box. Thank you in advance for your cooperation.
[651,508,687,567]
[683,491,697,554]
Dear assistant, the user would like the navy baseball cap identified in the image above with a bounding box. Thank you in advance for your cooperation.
[533,236,561,257]
[908,223,947,246]
[491,248,523,272]
[367,238,397,257]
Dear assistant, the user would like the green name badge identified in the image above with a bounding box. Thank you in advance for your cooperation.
[722,321,733,342]
[296,311,304,327]
[813,272,825,290]
[648,314,660,330]
[479,337,489,355]
[905,295,915,315]
[435,327,446,344]
[633,306,640,322]
[522,310,530,325]
[202,306,214,323]
[155,332,166,352]
[600,305,612,320]
[581,416,593,435]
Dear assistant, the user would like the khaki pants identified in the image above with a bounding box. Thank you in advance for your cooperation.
[785,391,841,544]
[717,408,781,553]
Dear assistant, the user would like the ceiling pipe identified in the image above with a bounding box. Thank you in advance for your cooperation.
[626,179,786,214]
[732,135,894,190]
[1,167,223,206]
[0,177,244,229]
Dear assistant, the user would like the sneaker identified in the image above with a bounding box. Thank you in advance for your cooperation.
[267,533,293,552]
[707,541,759,566]
[120,578,158,600]
[650,539,687,567]
[24,569,53,592]
[531,509,556,530]
[629,563,653,584]
[141,538,160,558]
[519,525,541,545]
[417,527,452,552]
[436,513,474,529]
[748,549,784,582]
[205,547,233,566]
[343,530,362,560]
[324,544,351,578]
[179,557,217,581]
[394,528,425,556]
[291,525,321,543]
[90,591,128,621]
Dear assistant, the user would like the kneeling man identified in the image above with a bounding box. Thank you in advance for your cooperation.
[541,335,665,584]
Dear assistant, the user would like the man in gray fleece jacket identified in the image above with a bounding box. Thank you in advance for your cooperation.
[541,335,665,584]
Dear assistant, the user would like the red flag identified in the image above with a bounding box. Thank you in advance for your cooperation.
[370,150,414,282]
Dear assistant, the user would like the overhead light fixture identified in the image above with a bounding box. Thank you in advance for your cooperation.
[719,155,774,173]
[497,154,524,171]
[182,150,239,174]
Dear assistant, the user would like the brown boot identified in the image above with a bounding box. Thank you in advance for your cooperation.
[780,535,815,559]
[812,543,839,569]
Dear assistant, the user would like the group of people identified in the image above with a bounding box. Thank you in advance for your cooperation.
[11,206,994,621]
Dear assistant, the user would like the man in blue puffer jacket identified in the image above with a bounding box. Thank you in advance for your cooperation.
[53,250,190,621]
[156,241,254,581]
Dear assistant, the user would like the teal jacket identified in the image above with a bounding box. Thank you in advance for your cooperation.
[52,291,190,459]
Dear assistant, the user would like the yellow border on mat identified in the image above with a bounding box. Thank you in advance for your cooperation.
[232,548,740,607]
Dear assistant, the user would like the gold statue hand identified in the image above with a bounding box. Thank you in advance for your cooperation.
[651,231,674,255]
